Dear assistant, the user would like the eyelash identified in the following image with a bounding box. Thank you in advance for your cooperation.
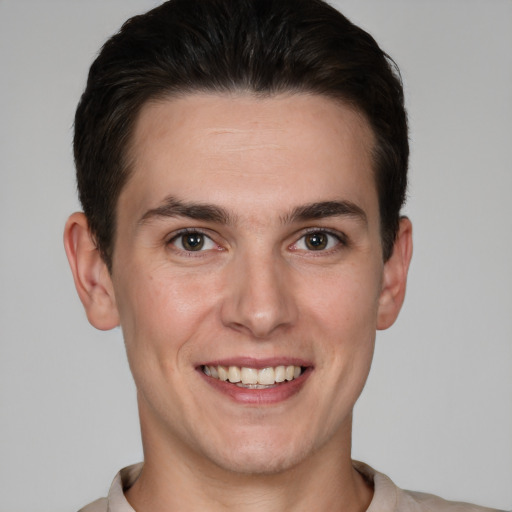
[167,228,220,255]
[289,228,348,254]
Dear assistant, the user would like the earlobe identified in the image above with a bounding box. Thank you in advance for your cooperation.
[63,212,120,330]
[377,217,413,330]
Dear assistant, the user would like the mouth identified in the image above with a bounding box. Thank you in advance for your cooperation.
[201,364,305,389]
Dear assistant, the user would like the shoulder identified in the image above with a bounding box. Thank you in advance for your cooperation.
[398,489,507,512]
[78,497,107,512]
[76,463,142,512]
[353,461,507,512]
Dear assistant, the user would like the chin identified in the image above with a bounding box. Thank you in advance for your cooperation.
[198,432,317,476]
[213,450,304,476]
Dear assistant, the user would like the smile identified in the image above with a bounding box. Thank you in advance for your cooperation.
[202,365,304,387]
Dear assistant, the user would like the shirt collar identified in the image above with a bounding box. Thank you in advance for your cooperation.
[107,463,142,512]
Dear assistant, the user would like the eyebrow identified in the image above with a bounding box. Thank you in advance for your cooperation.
[139,196,233,225]
[139,196,367,226]
[282,200,367,225]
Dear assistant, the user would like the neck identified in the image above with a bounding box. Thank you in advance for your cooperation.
[126,406,373,512]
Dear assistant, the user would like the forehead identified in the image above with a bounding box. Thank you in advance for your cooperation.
[121,93,378,223]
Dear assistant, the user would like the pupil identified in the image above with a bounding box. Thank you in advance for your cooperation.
[183,233,204,251]
[306,233,327,250]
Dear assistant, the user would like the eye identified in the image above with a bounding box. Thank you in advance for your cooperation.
[169,231,217,252]
[292,231,344,252]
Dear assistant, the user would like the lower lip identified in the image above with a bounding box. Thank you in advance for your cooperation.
[198,368,312,405]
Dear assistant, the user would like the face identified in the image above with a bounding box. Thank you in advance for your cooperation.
[99,93,406,474]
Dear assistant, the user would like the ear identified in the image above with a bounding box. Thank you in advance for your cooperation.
[63,212,120,330]
[377,217,413,330]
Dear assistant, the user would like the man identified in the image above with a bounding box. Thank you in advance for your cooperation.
[63,0,504,511]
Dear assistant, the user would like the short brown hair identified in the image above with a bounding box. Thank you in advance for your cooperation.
[74,0,408,270]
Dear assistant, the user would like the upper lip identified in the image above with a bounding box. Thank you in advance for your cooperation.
[198,357,312,369]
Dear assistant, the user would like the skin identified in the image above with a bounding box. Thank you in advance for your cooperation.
[64,93,412,512]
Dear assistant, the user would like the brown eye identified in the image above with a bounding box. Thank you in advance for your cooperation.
[305,232,328,250]
[170,231,217,252]
[181,233,205,251]
[291,230,344,253]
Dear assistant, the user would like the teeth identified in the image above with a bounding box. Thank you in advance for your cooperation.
[228,366,241,383]
[218,366,228,381]
[241,367,258,384]
[203,364,304,386]
[275,365,285,382]
[258,367,275,385]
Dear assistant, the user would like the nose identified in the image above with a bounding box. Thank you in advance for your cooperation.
[220,248,298,339]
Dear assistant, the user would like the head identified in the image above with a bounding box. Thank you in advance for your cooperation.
[65,0,413,479]
[74,0,408,271]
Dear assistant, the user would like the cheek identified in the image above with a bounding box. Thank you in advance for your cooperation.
[306,265,382,331]
[114,266,220,365]
[303,263,381,380]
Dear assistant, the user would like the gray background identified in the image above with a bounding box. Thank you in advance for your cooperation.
[1,1,511,510]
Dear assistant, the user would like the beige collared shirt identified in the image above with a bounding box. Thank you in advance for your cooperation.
[79,461,506,512]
